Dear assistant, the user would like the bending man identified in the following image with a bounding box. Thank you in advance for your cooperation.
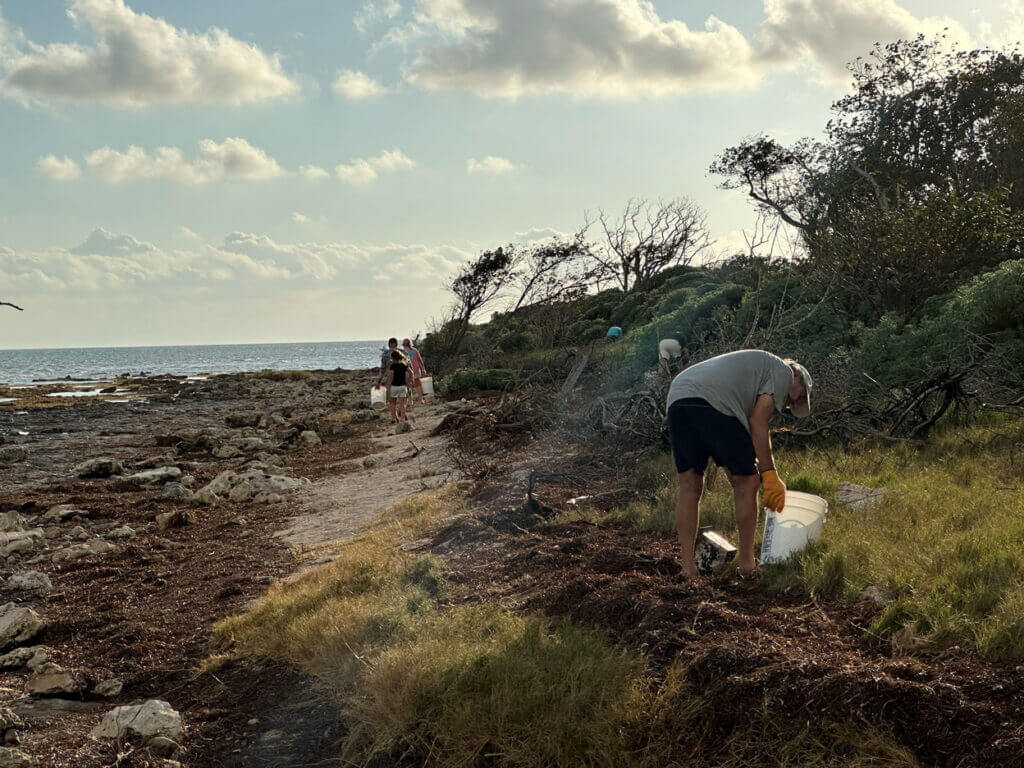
[665,349,813,578]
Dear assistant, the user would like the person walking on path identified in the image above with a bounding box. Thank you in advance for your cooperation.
[665,349,813,579]
[386,350,411,423]
[402,338,427,403]
[378,337,399,388]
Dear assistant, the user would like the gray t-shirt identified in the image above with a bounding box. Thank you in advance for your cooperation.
[666,350,793,432]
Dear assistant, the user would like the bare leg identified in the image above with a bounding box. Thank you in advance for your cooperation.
[389,396,397,423]
[397,397,408,422]
[676,470,704,579]
[727,471,760,572]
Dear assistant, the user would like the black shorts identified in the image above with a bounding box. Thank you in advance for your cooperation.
[667,398,756,476]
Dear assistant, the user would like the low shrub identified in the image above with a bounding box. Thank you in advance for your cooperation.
[438,368,513,398]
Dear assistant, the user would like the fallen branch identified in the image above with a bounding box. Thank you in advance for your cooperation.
[1,301,24,311]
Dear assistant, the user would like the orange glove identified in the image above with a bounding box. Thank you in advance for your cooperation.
[761,470,786,512]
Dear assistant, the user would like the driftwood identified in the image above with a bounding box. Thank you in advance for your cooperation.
[1,301,24,311]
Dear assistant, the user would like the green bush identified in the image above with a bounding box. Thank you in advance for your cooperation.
[498,329,541,353]
[439,368,513,398]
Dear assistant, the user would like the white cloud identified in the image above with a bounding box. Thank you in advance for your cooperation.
[37,154,82,181]
[354,0,402,34]
[757,0,966,81]
[467,155,517,175]
[513,226,567,244]
[176,226,200,240]
[292,212,312,224]
[335,148,415,183]
[81,138,285,184]
[70,227,155,256]
[299,164,330,180]
[333,69,390,100]
[1,0,298,107]
[402,0,969,99]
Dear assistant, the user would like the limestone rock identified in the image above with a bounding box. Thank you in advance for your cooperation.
[0,747,37,768]
[0,648,35,670]
[125,467,182,486]
[835,482,889,509]
[395,421,412,434]
[93,679,123,698]
[87,539,117,556]
[204,470,238,496]
[68,525,89,541]
[72,458,124,479]
[5,572,52,592]
[51,544,91,564]
[192,487,219,506]
[859,585,897,606]
[0,512,26,534]
[27,663,86,696]
[146,736,181,757]
[160,482,193,501]
[298,430,322,446]
[156,510,195,531]
[106,525,136,541]
[0,605,43,650]
[42,505,89,523]
[0,708,22,733]
[91,699,183,742]
[0,532,40,558]
[0,447,27,466]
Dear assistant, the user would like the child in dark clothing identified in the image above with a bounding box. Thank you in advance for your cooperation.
[386,350,410,423]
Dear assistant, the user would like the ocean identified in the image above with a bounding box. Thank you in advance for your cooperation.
[0,341,383,386]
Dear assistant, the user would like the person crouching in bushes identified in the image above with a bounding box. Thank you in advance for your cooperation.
[386,350,410,424]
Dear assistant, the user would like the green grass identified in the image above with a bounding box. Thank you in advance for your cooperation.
[217,485,918,767]
[582,417,1024,661]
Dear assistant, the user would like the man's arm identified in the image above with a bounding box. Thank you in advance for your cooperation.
[749,393,786,511]
[748,393,776,471]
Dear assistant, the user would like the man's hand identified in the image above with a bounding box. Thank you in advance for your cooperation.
[761,470,786,512]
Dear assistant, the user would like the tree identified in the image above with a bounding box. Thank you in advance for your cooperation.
[444,246,518,353]
[510,234,595,311]
[588,198,709,292]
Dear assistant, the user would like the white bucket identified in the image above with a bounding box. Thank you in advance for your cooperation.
[420,376,434,396]
[759,491,828,564]
[370,386,387,410]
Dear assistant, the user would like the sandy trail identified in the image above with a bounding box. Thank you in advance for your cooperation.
[277,397,456,563]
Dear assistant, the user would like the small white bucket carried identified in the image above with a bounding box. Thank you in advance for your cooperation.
[420,376,434,396]
[370,386,387,410]
[760,491,828,564]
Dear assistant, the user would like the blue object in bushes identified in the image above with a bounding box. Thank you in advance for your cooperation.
[606,326,623,338]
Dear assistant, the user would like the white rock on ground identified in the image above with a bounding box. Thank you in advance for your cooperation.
[192,487,219,506]
[0,646,47,671]
[93,679,123,697]
[0,605,43,650]
[0,747,37,768]
[125,467,182,485]
[298,430,322,446]
[91,700,183,742]
[106,525,136,540]
[0,532,42,558]
[27,663,85,696]
[835,482,889,509]
[160,482,193,501]
[0,512,25,533]
[72,457,124,479]
[5,572,52,592]
[42,505,89,523]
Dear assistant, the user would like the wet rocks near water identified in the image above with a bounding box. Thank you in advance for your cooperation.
[0,605,43,650]
[0,447,27,466]
[91,699,184,743]
[4,572,52,593]
[72,457,124,479]
[835,482,889,509]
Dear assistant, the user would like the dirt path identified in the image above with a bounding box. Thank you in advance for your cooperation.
[278,398,456,564]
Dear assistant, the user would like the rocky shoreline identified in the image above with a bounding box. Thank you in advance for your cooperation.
[0,367,443,767]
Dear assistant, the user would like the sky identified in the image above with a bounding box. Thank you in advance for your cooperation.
[1,0,1022,349]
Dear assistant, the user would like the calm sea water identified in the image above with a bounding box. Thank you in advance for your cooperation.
[0,341,383,385]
